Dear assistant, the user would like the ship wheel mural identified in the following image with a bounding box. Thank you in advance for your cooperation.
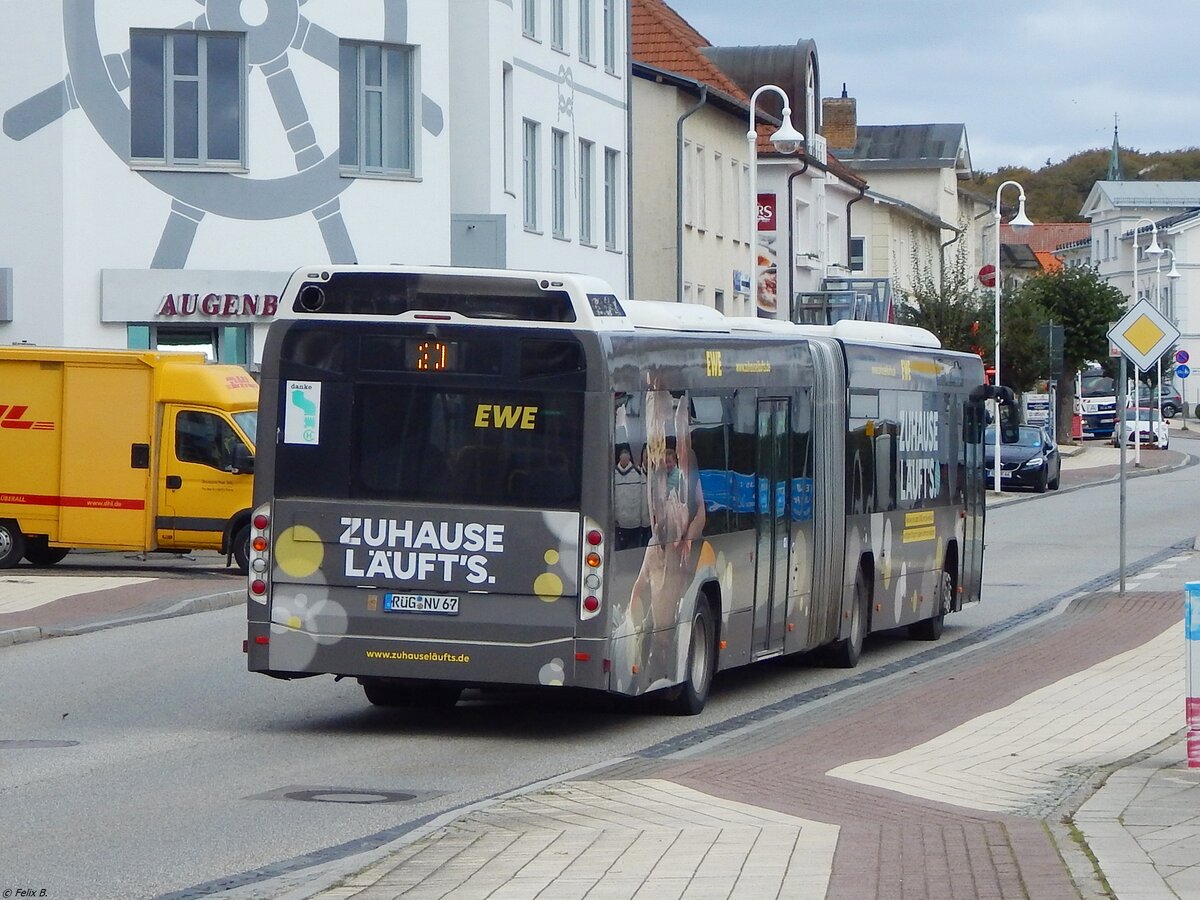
[3,0,444,267]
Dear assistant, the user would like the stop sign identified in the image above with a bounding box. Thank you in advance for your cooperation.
[978,264,997,288]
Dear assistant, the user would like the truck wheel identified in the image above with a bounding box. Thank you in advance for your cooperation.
[231,523,251,574]
[23,538,70,567]
[0,521,26,569]
[663,600,716,716]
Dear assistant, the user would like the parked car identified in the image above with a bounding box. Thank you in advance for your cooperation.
[984,425,1061,493]
[1136,383,1183,418]
[1111,406,1170,449]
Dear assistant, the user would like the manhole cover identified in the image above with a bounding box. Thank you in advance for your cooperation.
[285,789,416,804]
[248,785,441,804]
[0,740,80,749]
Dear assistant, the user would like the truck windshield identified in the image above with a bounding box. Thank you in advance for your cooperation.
[1081,376,1115,398]
[233,411,257,445]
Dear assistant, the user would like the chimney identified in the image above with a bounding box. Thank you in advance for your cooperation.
[821,83,857,151]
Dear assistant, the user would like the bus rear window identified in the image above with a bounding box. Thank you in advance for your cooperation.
[353,386,582,509]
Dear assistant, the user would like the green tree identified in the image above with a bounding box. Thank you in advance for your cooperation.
[997,286,1049,393]
[895,238,991,355]
[897,238,1049,393]
[1016,266,1126,442]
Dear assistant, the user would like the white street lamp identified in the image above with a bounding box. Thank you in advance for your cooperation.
[992,180,1033,493]
[1129,217,1163,466]
[746,85,804,317]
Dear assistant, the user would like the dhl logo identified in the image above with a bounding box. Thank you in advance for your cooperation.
[0,405,55,431]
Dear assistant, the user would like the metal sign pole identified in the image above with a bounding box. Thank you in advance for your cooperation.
[1118,354,1127,595]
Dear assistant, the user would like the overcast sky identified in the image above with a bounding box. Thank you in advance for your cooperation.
[665,0,1200,174]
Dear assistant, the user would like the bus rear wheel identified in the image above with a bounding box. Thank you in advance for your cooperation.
[360,679,462,709]
[664,601,715,716]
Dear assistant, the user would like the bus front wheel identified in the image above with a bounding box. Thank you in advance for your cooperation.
[830,568,869,668]
[911,567,951,641]
[664,601,715,716]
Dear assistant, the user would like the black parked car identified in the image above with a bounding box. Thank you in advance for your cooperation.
[983,425,1061,493]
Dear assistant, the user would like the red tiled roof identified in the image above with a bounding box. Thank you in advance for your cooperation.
[1000,223,1090,252]
[631,0,747,102]
[1034,251,1063,272]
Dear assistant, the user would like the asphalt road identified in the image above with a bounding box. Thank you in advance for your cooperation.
[1,438,1197,898]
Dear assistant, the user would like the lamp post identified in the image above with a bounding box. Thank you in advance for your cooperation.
[746,85,804,317]
[992,180,1034,493]
[1129,217,1163,466]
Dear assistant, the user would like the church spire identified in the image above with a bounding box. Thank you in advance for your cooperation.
[1107,115,1123,181]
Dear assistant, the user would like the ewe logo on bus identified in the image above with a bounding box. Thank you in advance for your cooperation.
[339,517,504,584]
[898,408,941,504]
[284,381,321,445]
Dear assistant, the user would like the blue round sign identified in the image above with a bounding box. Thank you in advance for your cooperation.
[1177,350,1191,365]
[1177,364,1191,380]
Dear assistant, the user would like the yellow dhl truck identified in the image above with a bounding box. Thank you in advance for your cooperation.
[0,347,257,571]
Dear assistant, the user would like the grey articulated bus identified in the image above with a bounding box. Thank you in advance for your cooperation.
[246,266,1003,714]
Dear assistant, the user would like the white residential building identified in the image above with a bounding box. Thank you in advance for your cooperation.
[0,1,629,365]
[1073,181,1200,376]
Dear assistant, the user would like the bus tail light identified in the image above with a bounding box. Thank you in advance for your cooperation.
[248,502,271,604]
[579,517,605,621]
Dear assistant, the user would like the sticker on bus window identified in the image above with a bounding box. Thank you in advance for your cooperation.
[285,381,321,445]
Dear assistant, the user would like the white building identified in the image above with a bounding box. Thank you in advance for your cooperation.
[822,97,993,304]
[1073,181,1200,374]
[0,1,629,366]
[630,0,867,321]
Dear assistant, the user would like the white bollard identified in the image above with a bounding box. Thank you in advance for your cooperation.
[1187,582,1200,767]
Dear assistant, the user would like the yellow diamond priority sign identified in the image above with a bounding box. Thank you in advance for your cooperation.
[1107,298,1180,371]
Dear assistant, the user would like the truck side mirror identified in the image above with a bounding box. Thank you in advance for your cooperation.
[231,444,254,474]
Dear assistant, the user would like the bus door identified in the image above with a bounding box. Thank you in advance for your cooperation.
[960,395,987,604]
[752,399,790,656]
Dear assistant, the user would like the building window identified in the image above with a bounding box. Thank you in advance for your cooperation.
[551,0,567,50]
[502,64,514,194]
[604,146,620,250]
[552,129,568,238]
[339,42,415,176]
[714,289,725,313]
[602,0,617,72]
[683,139,696,227]
[739,163,750,242]
[850,236,865,272]
[579,139,594,245]
[695,144,707,231]
[714,152,725,236]
[523,0,538,38]
[523,119,540,232]
[130,30,244,167]
[579,0,593,62]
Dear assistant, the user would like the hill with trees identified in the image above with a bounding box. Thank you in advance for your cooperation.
[969,147,1200,222]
